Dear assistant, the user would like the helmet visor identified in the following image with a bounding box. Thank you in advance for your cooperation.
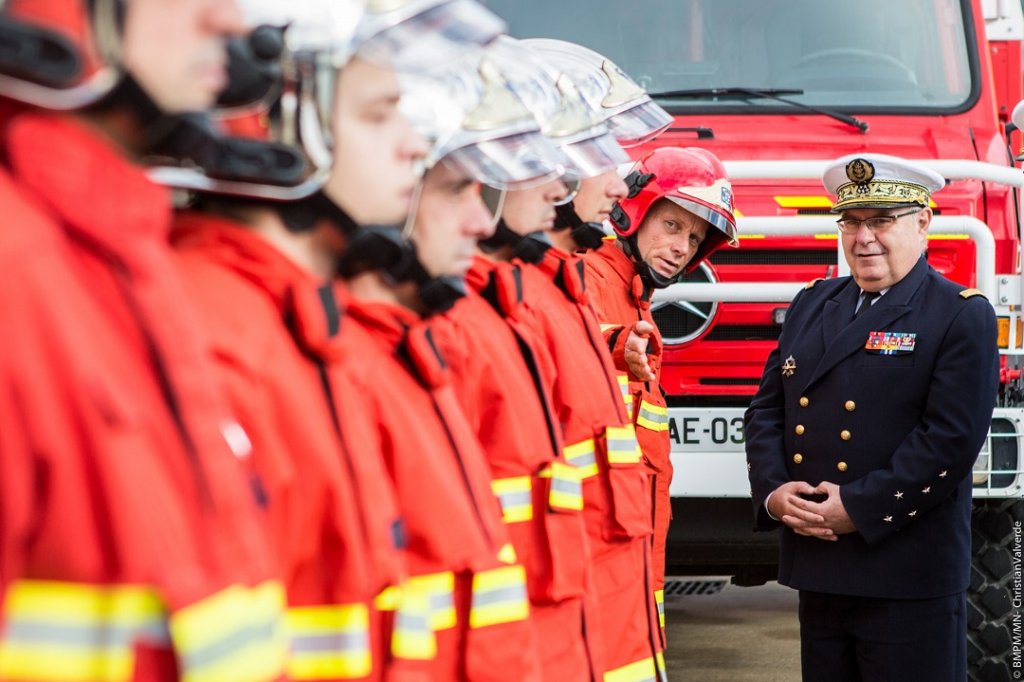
[357,0,505,71]
[558,130,629,181]
[666,195,739,247]
[608,99,672,147]
[443,130,566,190]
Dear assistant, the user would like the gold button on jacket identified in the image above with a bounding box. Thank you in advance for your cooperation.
[840,430,851,441]
[837,461,848,472]
[795,425,805,435]
[845,400,856,412]
[793,453,803,464]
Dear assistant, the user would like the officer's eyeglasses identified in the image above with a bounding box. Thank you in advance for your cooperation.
[836,208,922,234]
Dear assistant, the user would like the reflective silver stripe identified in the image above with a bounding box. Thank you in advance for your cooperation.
[637,408,668,425]
[550,477,582,498]
[566,451,597,468]
[471,584,527,609]
[429,591,453,614]
[496,490,532,509]
[3,619,170,648]
[181,618,280,672]
[291,631,369,654]
[607,437,639,453]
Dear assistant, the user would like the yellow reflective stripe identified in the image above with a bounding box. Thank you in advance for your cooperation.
[655,652,667,682]
[285,604,370,680]
[563,438,599,479]
[171,581,287,682]
[539,462,583,512]
[469,566,529,629]
[636,400,669,432]
[655,589,665,629]
[617,374,634,411]
[0,580,169,682]
[600,323,621,332]
[603,656,658,682]
[373,585,401,612]
[605,424,642,465]
[491,476,533,523]
[405,573,455,632]
[390,585,436,661]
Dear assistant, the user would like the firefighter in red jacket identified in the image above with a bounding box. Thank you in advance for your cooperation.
[0,2,288,681]
[584,147,739,628]
[159,3,514,680]
[169,12,414,678]
[200,17,536,681]
[402,46,617,681]
[457,43,665,681]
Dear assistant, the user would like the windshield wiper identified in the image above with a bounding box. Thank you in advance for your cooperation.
[648,87,869,134]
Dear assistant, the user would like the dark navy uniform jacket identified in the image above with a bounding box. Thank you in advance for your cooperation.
[745,257,999,599]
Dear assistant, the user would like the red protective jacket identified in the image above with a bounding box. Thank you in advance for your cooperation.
[582,241,672,633]
[172,214,407,681]
[490,248,663,680]
[0,114,285,682]
[339,297,540,682]
[432,256,595,681]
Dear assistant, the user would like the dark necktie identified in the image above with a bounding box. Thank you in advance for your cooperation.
[855,291,880,318]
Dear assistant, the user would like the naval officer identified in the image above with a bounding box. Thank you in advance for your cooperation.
[745,153,999,680]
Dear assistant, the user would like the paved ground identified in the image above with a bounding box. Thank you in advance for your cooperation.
[663,579,801,681]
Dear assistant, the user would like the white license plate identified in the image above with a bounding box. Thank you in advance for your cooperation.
[668,408,747,453]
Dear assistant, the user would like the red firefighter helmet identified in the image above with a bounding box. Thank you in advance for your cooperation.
[613,146,738,272]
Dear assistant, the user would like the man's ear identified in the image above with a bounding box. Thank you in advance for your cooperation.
[917,206,933,234]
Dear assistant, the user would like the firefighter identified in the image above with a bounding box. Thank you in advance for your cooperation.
[166,5,422,680]
[521,40,699,638]
[0,1,288,681]
[459,39,666,682]
[300,27,541,682]
[403,45,616,681]
[158,2,519,680]
[331,55,552,675]
[583,147,739,635]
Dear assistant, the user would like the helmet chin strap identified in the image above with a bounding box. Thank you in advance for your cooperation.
[478,219,553,265]
[553,200,606,251]
[620,232,677,291]
[302,191,465,315]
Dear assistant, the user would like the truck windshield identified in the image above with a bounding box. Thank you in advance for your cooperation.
[485,0,975,112]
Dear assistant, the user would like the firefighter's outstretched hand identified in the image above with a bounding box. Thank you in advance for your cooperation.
[624,321,656,382]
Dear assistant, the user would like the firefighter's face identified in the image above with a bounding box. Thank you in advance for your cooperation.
[635,199,708,279]
[572,169,628,224]
[499,179,568,235]
[121,0,244,113]
[325,57,428,226]
[840,207,930,292]
[412,161,492,277]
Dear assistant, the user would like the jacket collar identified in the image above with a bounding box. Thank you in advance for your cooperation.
[173,211,347,359]
[5,113,171,269]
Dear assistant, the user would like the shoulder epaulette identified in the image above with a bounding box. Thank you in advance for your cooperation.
[804,278,824,290]
[959,288,985,299]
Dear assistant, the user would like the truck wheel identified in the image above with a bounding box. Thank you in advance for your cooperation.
[967,498,1023,682]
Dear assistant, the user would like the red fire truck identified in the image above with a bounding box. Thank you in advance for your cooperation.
[490,0,1024,677]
